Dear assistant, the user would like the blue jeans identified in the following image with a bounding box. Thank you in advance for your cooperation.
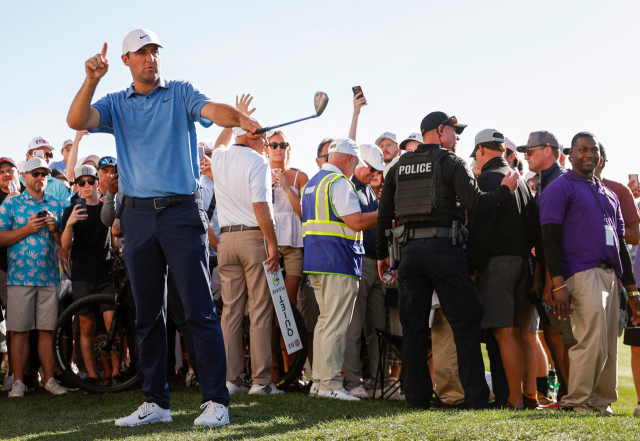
[397,238,489,409]
[121,198,228,409]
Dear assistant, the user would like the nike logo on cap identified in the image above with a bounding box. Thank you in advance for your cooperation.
[140,35,148,39]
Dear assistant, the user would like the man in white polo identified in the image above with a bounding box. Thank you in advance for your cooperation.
[302,139,378,400]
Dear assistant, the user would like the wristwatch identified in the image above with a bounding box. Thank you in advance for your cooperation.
[629,291,639,298]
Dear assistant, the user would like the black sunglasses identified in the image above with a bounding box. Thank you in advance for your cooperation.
[76,178,97,187]
[318,154,329,162]
[269,142,289,150]
[30,171,49,178]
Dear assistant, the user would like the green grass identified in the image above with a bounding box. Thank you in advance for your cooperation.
[1,339,639,440]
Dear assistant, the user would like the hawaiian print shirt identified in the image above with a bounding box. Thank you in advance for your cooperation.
[0,191,64,286]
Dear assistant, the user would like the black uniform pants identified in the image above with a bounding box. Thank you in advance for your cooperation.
[397,237,490,408]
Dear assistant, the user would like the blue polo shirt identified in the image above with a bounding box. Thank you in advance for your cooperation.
[89,77,214,198]
[352,175,378,258]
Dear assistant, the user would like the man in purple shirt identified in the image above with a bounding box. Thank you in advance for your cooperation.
[540,131,640,413]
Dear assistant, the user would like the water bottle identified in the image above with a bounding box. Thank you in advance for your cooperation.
[7,180,17,193]
[548,367,559,401]
[382,270,394,284]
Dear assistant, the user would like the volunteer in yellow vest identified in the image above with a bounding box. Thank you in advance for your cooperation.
[302,138,378,401]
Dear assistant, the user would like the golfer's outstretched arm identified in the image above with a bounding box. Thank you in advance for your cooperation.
[68,43,109,130]
[201,102,261,134]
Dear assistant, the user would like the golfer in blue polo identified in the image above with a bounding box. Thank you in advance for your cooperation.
[67,28,262,427]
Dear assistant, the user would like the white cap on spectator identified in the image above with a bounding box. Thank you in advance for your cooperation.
[504,137,517,154]
[16,160,26,173]
[474,128,505,147]
[79,155,101,167]
[328,138,367,168]
[358,144,385,171]
[199,140,214,151]
[28,136,54,152]
[233,119,263,138]
[23,157,51,173]
[62,139,73,149]
[74,164,98,180]
[374,132,398,146]
[122,29,162,55]
[399,133,422,150]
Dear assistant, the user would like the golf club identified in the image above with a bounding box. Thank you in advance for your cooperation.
[255,92,329,134]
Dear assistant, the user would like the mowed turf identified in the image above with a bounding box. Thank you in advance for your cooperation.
[1,339,639,440]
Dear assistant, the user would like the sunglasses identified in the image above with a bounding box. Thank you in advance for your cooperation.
[204,151,213,158]
[523,146,545,156]
[269,142,290,150]
[76,178,97,187]
[318,154,329,162]
[440,115,458,126]
[30,171,49,178]
[99,157,117,166]
[365,163,381,174]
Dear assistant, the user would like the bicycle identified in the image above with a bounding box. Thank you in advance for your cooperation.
[53,247,139,393]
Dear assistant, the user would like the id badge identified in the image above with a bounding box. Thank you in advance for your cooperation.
[605,225,615,246]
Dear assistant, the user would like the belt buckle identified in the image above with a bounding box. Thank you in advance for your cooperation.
[153,198,166,210]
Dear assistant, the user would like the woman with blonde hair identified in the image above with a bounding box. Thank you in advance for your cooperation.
[266,130,308,304]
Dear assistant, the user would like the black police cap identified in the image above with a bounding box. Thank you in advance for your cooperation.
[420,112,467,136]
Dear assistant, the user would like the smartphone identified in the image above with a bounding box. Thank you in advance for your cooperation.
[113,164,118,175]
[36,210,49,218]
[629,174,639,189]
[197,145,205,163]
[33,150,45,159]
[77,198,87,211]
[352,86,364,98]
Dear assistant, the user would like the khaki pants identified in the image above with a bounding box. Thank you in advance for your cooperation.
[431,307,465,405]
[561,267,618,412]
[218,229,273,386]
[309,273,359,391]
[344,256,386,390]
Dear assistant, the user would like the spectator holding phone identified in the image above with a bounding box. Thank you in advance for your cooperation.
[0,157,66,398]
[61,165,117,386]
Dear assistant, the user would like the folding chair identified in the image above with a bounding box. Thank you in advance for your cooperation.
[372,328,403,399]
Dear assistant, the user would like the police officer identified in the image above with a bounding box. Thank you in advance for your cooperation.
[376,111,519,409]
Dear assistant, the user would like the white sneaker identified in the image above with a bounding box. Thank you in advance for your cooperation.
[8,379,27,398]
[115,402,172,427]
[309,382,319,397]
[248,382,284,395]
[348,385,370,399]
[1,373,14,392]
[318,388,360,401]
[44,377,68,396]
[226,381,248,394]
[194,401,230,426]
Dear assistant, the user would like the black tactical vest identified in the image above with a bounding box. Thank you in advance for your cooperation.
[394,148,464,226]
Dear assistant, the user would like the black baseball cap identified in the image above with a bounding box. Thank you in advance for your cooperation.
[97,156,117,170]
[420,112,467,136]
[0,157,16,168]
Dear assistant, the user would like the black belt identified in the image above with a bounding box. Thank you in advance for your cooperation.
[409,227,452,240]
[125,191,200,210]
[220,225,261,234]
[598,262,613,270]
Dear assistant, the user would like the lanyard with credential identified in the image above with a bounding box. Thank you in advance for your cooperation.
[586,178,615,246]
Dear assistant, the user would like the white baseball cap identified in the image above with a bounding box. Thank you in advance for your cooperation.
[504,137,517,154]
[474,128,505,147]
[399,133,422,151]
[199,141,215,151]
[233,119,263,138]
[23,157,51,173]
[358,144,385,171]
[62,139,73,149]
[122,29,163,55]
[74,165,98,180]
[81,155,101,167]
[374,132,398,147]
[328,138,367,168]
[28,136,54,152]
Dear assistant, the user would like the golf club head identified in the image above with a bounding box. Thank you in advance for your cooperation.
[314,92,329,116]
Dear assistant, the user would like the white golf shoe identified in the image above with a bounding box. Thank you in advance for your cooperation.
[115,402,172,427]
[194,401,230,426]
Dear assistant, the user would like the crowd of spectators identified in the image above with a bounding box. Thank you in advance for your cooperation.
[2,36,640,424]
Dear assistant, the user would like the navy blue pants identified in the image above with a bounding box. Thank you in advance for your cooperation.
[397,238,490,409]
[121,198,229,409]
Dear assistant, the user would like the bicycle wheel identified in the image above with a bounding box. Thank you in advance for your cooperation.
[53,293,139,393]
[273,304,308,388]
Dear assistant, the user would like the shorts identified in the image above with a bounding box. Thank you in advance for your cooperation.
[545,308,577,345]
[476,256,529,330]
[297,277,319,333]
[6,285,58,332]
[72,281,114,316]
[280,246,304,279]
[0,270,7,310]
[529,308,540,333]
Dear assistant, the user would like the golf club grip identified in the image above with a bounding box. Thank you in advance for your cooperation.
[255,127,270,135]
